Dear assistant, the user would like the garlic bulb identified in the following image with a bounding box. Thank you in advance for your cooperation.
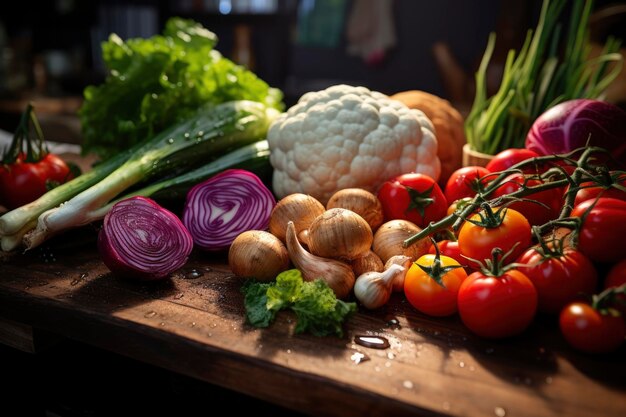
[285,221,355,299]
[384,255,413,292]
[307,208,373,261]
[326,188,384,231]
[228,230,290,281]
[354,263,406,309]
[372,219,431,263]
[351,250,384,276]
[269,193,325,242]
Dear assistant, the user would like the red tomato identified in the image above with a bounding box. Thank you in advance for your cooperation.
[458,207,532,265]
[571,198,626,263]
[573,172,626,207]
[605,259,626,314]
[458,269,538,338]
[0,153,73,210]
[428,240,466,268]
[444,166,490,204]
[378,173,447,228]
[490,173,562,226]
[485,148,540,173]
[517,246,598,314]
[559,302,625,353]
[404,254,468,317]
[605,259,626,289]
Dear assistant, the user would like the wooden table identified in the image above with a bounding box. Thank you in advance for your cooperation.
[0,228,624,417]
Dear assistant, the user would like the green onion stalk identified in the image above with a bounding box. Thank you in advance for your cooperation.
[0,100,279,251]
[465,0,623,155]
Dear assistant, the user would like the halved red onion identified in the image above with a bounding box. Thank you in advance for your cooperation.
[98,196,193,280]
[183,169,276,251]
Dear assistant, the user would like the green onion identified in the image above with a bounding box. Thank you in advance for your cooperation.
[0,100,278,251]
[465,0,623,155]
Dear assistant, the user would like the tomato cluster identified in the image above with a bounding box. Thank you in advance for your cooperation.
[378,147,626,352]
[0,105,75,210]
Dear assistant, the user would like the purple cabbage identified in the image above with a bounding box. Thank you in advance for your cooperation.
[526,99,626,164]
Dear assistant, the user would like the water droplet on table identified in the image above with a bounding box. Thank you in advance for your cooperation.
[350,352,370,364]
[183,269,204,279]
[494,406,507,417]
[386,318,401,329]
[354,335,390,349]
[403,380,414,389]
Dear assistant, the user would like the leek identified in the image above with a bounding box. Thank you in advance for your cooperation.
[0,100,279,251]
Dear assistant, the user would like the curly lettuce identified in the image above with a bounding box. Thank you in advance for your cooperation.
[242,269,357,337]
[79,17,284,160]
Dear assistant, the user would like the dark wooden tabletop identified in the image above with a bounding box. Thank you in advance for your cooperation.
[1,228,624,417]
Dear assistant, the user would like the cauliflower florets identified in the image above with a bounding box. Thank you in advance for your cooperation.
[268,85,440,204]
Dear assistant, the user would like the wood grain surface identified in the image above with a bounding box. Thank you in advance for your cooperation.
[0,228,624,417]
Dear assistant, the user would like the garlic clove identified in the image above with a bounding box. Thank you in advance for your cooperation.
[354,263,405,309]
[285,220,355,299]
[384,255,413,292]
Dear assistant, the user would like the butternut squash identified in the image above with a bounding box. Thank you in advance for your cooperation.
[390,90,466,184]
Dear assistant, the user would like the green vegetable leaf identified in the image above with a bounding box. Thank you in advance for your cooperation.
[292,280,357,337]
[240,269,357,337]
[266,269,303,311]
[80,17,284,161]
[241,280,275,328]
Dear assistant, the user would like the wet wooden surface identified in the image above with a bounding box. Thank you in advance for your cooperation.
[0,228,625,417]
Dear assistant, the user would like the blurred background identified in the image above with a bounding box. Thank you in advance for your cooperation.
[0,0,624,144]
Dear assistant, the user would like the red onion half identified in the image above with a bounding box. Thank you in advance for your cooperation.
[98,196,193,280]
[183,169,276,251]
[525,99,626,163]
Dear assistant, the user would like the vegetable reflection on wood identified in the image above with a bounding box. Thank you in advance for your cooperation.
[0,100,279,251]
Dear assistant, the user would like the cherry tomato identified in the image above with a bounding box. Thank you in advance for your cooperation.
[458,269,538,338]
[485,148,540,173]
[573,172,626,207]
[428,240,466,268]
[605,260,626,289]
[490,173,562,226]
[444,166,490,204]
[571,198,626,263]
[605,259,626,314]
[404,254,468,317]
[0,154,73,210]
[559,302,625,353]
[517,245,598,314]
[378,173,447,228]
[458,207,532,265]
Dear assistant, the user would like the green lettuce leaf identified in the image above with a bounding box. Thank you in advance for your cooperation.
[241,269,356,337]
[79,17,283,160]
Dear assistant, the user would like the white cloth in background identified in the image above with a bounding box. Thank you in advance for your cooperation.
[346,0,397,66]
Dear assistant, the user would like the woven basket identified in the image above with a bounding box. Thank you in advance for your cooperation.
[462,144,494,167]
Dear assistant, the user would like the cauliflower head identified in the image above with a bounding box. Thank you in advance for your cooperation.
[268,84,440,204]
